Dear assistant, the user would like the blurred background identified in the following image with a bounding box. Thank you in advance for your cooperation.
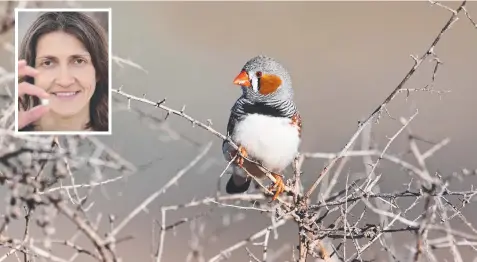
[1,1,476,261]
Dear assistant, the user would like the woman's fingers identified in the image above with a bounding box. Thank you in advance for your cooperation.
[18,60,47,98]
[18,59,39,78]
[18,105,49,130]
[17,60,49,130]
[18,82,49,99]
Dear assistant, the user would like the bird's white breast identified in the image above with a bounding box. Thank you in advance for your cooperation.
[232,113,300,172]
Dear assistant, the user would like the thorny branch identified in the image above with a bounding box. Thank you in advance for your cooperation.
[1,1,476,262]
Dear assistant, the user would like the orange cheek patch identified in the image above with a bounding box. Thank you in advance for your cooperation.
[258,74,282,95]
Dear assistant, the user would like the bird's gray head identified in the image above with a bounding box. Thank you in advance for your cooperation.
[232,55,293,102]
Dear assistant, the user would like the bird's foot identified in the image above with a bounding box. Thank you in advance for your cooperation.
[268,173,285,202]
[233,145,248,168]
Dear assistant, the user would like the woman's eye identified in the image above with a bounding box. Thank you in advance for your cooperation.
[74,58,86,64]
[41,60,53,67]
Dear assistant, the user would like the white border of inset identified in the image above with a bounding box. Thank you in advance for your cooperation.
[14,8,112,136]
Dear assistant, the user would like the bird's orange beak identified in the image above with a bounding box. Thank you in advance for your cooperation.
[233,70,251,87]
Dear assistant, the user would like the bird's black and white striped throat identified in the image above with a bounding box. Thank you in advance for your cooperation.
[232,98,296,119]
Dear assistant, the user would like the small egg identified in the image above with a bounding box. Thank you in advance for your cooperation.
[41,99,49,106]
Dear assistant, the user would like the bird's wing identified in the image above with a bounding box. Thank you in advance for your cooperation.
[221,111,239,162]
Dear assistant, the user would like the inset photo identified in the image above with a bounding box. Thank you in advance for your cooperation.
[14,8,112,135]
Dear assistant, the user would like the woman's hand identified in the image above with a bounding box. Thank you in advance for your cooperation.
[17,60,50,130]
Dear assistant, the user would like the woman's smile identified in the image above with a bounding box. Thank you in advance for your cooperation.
[50,90,82,101]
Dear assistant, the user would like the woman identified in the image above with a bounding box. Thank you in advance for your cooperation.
[18,11,109,132]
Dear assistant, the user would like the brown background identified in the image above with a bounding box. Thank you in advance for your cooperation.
[1,1,476,261]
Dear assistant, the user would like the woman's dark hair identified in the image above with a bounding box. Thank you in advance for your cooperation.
[19,11,109,132]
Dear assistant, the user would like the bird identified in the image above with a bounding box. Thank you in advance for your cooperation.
[222,55,302,201]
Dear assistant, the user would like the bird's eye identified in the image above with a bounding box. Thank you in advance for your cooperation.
[256,71,262,77]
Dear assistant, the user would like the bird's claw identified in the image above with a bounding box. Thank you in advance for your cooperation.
[233,145,248,168]
[268,173,285,202]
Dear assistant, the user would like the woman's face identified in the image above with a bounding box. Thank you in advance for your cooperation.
[34,31,97,117]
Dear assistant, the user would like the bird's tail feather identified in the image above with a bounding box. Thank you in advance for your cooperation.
[225,167,251,194]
